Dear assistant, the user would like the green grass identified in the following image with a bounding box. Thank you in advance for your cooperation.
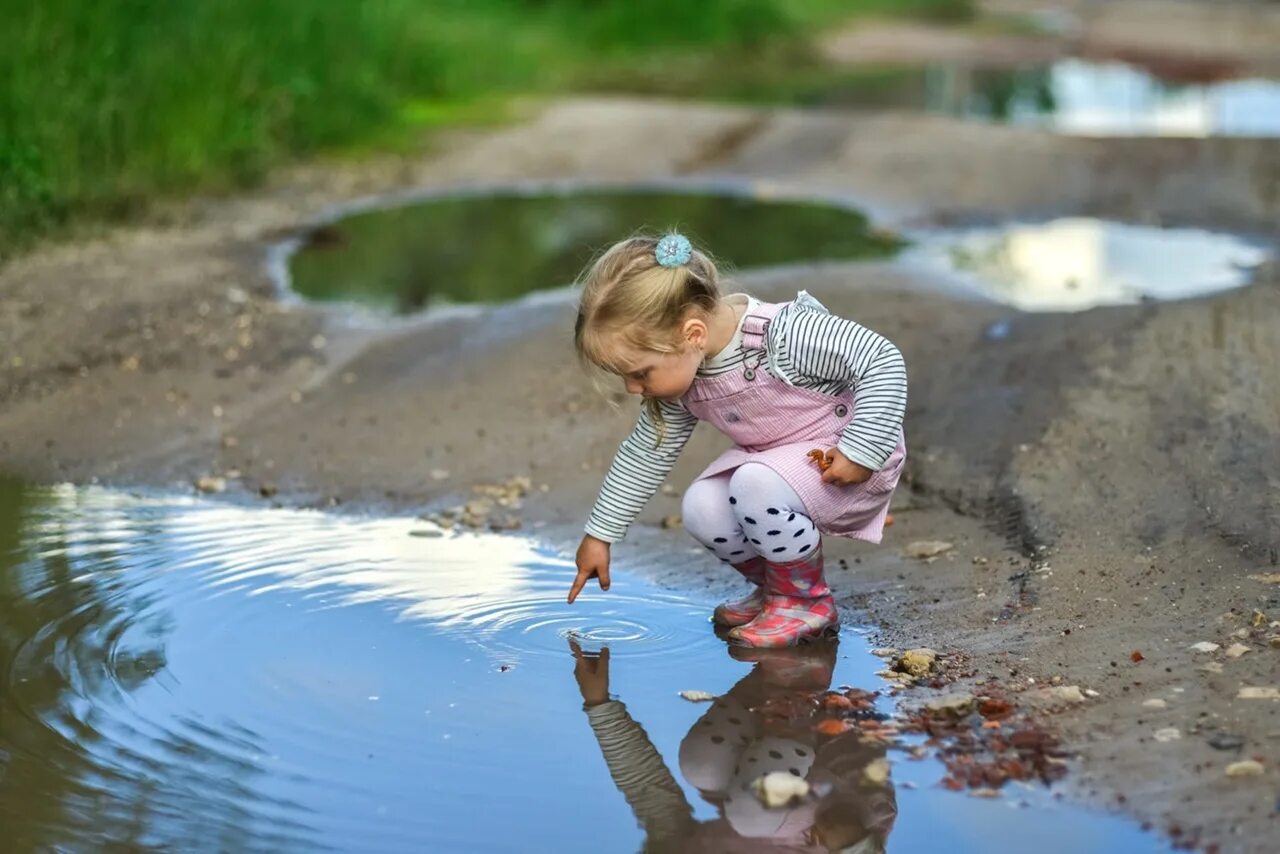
[0,0,972,257]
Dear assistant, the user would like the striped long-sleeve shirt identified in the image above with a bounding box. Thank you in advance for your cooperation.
[584,291,907,543]
[584,701,694,845]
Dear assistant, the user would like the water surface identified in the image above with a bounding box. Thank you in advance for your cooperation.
[903,218,1269,311]
[809,59,1280,137]
[285,189,901,315]
[0,481,1170,851]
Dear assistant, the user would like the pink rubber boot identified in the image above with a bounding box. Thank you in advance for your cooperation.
[727,544,838,648]
[712,556,767,628]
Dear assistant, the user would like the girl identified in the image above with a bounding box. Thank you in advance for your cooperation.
[567,233,907,648]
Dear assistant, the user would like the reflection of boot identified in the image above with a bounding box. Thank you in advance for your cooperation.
[728,637,838,690]
[712,556,766,627]
[728,544,838,648]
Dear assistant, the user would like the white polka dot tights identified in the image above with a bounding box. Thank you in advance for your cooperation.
[681,463,820,564]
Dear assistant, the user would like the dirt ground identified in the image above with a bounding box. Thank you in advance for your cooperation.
[2,4,1279,851]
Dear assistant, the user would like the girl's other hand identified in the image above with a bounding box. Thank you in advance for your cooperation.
[568,534,612,603]
[820,448,874,486]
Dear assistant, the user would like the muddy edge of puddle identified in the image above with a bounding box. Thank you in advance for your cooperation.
[3,60,1279,854]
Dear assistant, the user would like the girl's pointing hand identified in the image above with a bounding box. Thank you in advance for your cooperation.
[820,448,874,486]
[568,534,612,603]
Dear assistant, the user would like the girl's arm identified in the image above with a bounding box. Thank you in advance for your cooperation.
[570,640,696,843]
[583,398,699,543]
[585,701,696,842]
[773,307,907,471]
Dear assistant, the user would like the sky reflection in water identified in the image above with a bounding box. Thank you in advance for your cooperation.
[905,218,1269,312]
[0,484,1170,852]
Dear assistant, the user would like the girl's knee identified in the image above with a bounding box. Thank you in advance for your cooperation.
[681,478,715,519]
[681,477,734,545]
[728,463,796,507]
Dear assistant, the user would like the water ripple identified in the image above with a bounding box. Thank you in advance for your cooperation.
[0,485,717,849]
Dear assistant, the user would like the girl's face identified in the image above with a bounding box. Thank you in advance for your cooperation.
[618,343,703,400]
[603,315,710,401]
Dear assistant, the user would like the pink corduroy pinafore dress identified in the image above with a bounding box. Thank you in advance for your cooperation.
[681,300,906,544]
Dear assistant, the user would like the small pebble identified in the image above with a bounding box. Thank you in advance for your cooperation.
[1207,733,1245,751]
[195,476,226,494]
[1225,760,1264,777]
[751,773,809,808]
[678,690,715,703]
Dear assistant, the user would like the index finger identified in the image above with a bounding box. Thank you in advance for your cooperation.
[567,569,591,604]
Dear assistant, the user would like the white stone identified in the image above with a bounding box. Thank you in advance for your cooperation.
[1225,760,1264,777]
[678,690,715,703]
[863,758,891,785]
[902,540,954,559]
[751,772,810,808]
[195,476,226,493]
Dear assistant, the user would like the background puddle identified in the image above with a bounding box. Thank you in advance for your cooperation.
[806,59,1280,138]
[0,481,1172,851]
[902,218,1270,311]
[283,188,900,315]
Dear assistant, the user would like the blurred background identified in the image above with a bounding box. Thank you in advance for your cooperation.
[6,0,1278,260]
[1,0,975,255]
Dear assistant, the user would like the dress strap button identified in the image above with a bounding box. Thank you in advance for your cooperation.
[834,404,848,418]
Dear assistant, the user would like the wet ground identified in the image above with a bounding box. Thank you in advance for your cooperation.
[0,481,1171,851]
[2,91,1278,852]
[3,3,1280,851]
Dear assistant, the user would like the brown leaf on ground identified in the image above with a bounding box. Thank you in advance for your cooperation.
[814,718,853,736]
[822,694,855,712]
[978,697,1014,719]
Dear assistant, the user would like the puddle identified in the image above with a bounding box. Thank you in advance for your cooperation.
[807,59,1280,137]
[0,480,1172,851]
[902,218,1270,311]
[282,186,901,315]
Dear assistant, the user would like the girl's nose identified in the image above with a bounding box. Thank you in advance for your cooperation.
[625,378,643,395]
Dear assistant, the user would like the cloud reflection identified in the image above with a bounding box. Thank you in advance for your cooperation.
[906,218,1268,311]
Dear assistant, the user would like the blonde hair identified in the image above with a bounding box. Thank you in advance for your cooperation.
[574,233,723,441]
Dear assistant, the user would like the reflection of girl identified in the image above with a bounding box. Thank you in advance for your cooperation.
[569,639,897,852]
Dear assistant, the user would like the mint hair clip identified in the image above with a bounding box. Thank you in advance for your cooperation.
[655,233,693,268]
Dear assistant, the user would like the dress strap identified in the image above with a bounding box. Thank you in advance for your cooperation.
[740,301,786,351]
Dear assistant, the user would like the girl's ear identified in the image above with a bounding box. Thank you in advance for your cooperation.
[682,315,709,350]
